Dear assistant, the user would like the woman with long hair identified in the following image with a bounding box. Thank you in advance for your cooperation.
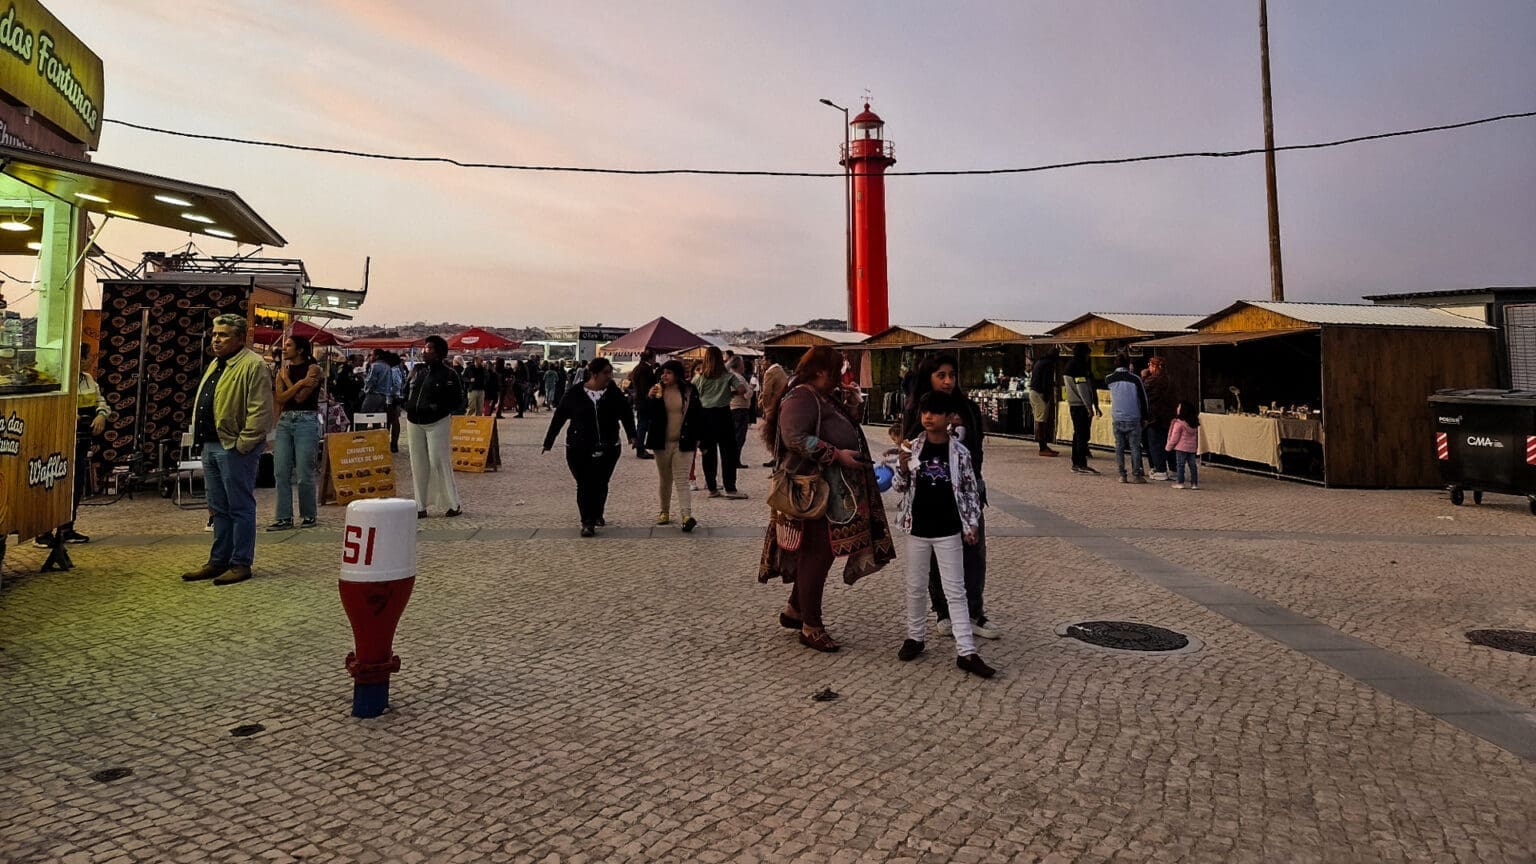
[642,359,703,531]
[759,346,895,652]
[269,334,323,530]
[404,335,466,518]
[693,345,750,499]
[901,353,996,639]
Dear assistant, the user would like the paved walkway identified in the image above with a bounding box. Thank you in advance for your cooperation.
[3,415,1534,863]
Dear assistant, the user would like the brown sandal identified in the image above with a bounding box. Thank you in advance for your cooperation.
[799,629,840,653]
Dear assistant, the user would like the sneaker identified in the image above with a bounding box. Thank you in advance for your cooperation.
[957,654,997,678]
[1188,483,1200,490]
[299,518,317,529]
[656,513,671,526]
[1070,465,1087,474]
[204,521,215,533]
[690,483,700,492]
[580,524,595,537]
[1150,471,1168,481]
[897,639,925,661]
[1171,483,1186,490]
[266,519,294,532]
[445,508,463,518]
[61,529,90,544]
[681,516,698,533]
[971,620,1000,640]
[595,517,606,527]
[1132,475,1148,484]
[723,491,748,500]
[1119,474,1129,484]
[1038,449,1060,457]
[707,490,723,499]
[1082,465,1100,475]
[934,618,953,637]
[32,532,54,548]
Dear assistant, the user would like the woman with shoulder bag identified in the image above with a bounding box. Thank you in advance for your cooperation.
[543,357,637,537]
[759,346,895,653]
[404,335,466,518]
[642,359,704,531]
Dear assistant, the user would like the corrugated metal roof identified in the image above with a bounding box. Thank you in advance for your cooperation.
[900,326,964,341]
[974,319,1065,337]
[1239,301,1494,330]
[1079,313,1204,333]
[801,329,870,343]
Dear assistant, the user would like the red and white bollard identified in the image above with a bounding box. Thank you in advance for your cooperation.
[339,498,417,718]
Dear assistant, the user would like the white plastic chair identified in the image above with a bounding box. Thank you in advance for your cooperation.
[352,412,387,430]
[174,432,206,509]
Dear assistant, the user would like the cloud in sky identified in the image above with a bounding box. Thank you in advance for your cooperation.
[54,0,1536,330]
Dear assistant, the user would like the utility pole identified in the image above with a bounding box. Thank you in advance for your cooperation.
[821,99,854,327]
[1259,0,1285,301]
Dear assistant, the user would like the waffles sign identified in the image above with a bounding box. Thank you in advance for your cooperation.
[0,0,103,148]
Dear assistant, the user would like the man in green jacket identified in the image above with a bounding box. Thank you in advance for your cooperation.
[181,313,275,586]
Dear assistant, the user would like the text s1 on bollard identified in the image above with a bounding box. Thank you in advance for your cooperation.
[339,498,418,718]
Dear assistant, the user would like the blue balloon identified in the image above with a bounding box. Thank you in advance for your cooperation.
[874,464,894,493]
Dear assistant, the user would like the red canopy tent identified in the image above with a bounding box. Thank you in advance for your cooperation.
[598,316,706,356]
[447,327,519,351]
[252,318,353,346]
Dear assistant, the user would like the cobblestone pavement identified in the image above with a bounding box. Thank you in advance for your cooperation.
[3,415,1534,863]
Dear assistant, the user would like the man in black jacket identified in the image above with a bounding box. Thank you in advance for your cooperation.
[629,350,659,460]
[404,335,466,517]
[543,357,637,536]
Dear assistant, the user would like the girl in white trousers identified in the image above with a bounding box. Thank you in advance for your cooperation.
[408,416,461,515]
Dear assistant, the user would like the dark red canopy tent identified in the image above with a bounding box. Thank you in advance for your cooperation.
[447,327,519,351]
[252,318,353,346]
[599,316,706,356]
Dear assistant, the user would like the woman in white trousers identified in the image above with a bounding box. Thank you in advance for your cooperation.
[402,335,464,518]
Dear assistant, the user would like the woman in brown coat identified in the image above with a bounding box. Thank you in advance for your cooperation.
[759,346,895,652]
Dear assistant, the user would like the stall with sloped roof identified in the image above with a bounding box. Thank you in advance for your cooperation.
[1138,301,1498,487]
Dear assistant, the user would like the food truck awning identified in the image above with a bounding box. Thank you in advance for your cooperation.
[1137,328,1319,348]
[0,145,285,247]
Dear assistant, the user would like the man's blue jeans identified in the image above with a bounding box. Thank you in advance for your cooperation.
[203,441,262,568]
[1113,420,1144,479]
[273,410,319,522]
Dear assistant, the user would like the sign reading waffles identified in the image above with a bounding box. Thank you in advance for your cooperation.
[450,415,500,472]
[325,429,396,504]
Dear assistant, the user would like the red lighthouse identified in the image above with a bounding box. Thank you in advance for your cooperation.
[842,104,896,335]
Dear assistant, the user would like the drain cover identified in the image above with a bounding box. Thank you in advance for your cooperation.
[1466,629,1536,656]
[90,767,132,783]
[229,723,266,738]
[1064,621,1190,652]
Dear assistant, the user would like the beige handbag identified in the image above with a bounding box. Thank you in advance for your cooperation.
[767,389,830,521]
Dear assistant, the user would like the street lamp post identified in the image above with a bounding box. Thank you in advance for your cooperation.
[820,98,854,329]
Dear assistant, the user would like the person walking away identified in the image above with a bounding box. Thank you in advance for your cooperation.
[543,357,636,536]
[463,357,487,416]
[629,350,659,460]
[642,359,702,532]
[1028,346,1061,457]
[1165,401,1202,489]
[542,362,560,420]
[757,357,789,467]
[728,354,753,469]
[403,335,465,518]
[693,346,749,499]
[485,358,503,418]
[1141,356,1176,480]
[1106,351,1150,484]
[181,314,275,586]
[1064,343,1101,475]
[902,353,996,640]
[893,390,996,678]
[553,362,568,407]
[330,353,363,425]
[268,334,323,531]
[360,349,390,416]
[34,343,111,547]
[759,346,895,653]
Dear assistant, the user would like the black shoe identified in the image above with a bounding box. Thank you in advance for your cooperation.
[1082,466,1100,475]
[681,517,697,533]
[579,524,595,538]
[897,639,925,662]
[595,517,606,527]
[266,519,294,532]
[61,529,90,544]
[390,446,399,453]
[637,451,654,460]
[779,611,802,629]
[33,532,54,549]
[445,508,462,518]
[299,518,317,529]
[417,510,428,519]
[957,654,997,678]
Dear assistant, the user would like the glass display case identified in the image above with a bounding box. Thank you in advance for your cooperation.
[0,181,77,397]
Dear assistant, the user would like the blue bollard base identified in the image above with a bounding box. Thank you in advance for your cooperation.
[352,681,390,718]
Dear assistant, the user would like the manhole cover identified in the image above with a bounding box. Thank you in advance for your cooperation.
[90,767,132,783]
[1466,629,1536,656]
[1064,621,1190,652]
[229,723,266,738]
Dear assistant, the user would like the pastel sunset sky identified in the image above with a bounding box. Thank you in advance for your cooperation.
[56,0,1536,330]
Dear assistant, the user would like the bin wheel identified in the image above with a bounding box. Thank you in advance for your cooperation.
[1473,490,1484,505]
[1450,487,1464,506]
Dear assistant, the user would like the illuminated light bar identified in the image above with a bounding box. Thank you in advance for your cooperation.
[154,194,193,206]
[181,213,215,224]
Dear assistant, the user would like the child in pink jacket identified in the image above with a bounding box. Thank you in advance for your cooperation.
[1165,401,1201,489]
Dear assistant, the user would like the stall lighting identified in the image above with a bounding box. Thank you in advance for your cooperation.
[107,210,139,220]
[154,194,193,207]
[0,219,32,231]
[26,241,41,250]
[74,192,110,203]
[181,213,215,224]
[205,228,235,238]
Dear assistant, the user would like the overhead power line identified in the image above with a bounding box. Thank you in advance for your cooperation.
[101,109,1536,179]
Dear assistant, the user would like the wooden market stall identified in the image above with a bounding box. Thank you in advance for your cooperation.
[759,328,868,372]
[843,325,961,424]
[948,319,1065,436]
[1137,301,1498,487]
[1041,313,1204,450]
